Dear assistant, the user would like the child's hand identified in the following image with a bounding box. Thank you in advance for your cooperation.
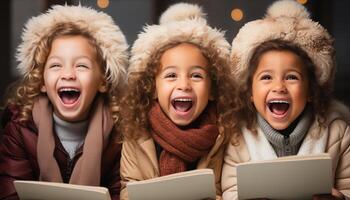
[313,188,344,200]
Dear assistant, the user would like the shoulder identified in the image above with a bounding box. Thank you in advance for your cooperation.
[326,100,350,124]
[122,135,153,151]
[1,105,37,138]
[1,104,21,127]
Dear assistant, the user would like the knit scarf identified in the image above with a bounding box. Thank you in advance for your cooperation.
[32,96,113,186]
[148,102,219,176]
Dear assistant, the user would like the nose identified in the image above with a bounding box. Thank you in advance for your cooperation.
[61,66,76,80]
[272,79,287,93]
[177,77,192,91]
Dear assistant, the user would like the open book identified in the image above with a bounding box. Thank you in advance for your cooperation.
[14,181,111,200]
[126,168,216,200]
[237,153,333,200]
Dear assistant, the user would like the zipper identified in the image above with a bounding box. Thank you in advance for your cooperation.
[66,158,73,181]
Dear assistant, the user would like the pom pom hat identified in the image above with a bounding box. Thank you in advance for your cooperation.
[231,0,335,87]
[17,5,128,90]
[128,2,230,74]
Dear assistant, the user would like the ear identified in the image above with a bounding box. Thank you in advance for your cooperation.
[153,90,158,100]
[250,94,254,102]
[40,85,47,93]
[98,81,108,93]
[209,92,214,101]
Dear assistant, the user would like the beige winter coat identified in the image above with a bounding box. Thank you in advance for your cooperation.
[222,102,350,200]
[120,133,225,200]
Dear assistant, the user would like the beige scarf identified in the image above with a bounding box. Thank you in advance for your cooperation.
[32,96,113,186]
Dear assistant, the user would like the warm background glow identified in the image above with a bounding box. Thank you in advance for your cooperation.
[97,0,109,9]
[297,0,308,5]
[231,8,243,21]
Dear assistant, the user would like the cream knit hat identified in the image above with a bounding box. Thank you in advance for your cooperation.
[231,0,335,87]
[128,2,230,74]
[17,5,128,89]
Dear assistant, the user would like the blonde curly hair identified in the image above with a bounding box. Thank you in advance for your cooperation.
[121,42,241,144]
[6,23,123,127]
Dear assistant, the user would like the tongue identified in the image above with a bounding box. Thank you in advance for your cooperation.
[173,101,192,112]
[271,103,289,115]
[61,93,79,105]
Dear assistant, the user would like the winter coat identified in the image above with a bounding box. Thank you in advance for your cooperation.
[0,106,122,200]
[221,102,350,200]
[120,133,225,200]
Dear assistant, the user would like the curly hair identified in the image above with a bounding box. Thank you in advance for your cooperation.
[5,22,123,128]
[235,39,333,133]
[121,42,240,144]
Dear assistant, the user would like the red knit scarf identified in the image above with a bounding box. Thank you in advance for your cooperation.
[148,102,219,176]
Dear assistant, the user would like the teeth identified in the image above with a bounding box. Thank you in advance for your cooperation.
[59,88,80,92]
[174,98,192,102]
[269,100,289,104]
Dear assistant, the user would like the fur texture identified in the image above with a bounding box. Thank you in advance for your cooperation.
[128,2,230,74]
[159,3,205,24]
[17,5,128,89]
[231,0,335,87]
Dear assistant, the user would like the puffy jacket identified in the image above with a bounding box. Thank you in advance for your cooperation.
[0,106,122,200]
[221,101,350,200]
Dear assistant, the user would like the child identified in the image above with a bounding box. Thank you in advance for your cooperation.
[0,5,128,200]
[120,3,239,200]
[222,1,350,200]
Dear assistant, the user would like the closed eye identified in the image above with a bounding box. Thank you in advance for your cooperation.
[286,74,299,80]
[164,72,177,79]
[191,72,204,80]
[260,74,272,80]
[49,64,61,69]
[77,64,89,69]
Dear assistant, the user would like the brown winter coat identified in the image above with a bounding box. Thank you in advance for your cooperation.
[0,106,122,200]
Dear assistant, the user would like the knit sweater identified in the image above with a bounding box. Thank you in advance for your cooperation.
[257,108,312,157]
[53,114,88,159]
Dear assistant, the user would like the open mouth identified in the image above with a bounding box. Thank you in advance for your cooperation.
[267,100,290,115]
[58,87,80,105]
[171,98,193,112]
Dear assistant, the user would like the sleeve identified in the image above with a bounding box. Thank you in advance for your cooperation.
[331,120,350,199]
[221,136,250,200]
[103,142,122,200]
[221,142,239,200]
[119,140,143,200]
[0,121,35,200]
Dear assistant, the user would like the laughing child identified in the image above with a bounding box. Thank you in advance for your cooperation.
[0,5,128,200]
[119,3,239,200]
[221,1,350,200]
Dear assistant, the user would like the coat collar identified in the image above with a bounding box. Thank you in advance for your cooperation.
[242,120,328,161]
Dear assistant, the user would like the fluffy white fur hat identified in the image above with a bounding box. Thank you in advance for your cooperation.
[231,0,335,87]
[128,3,230,74]
[17,5,128,89]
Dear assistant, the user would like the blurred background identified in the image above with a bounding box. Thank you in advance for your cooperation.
[0,0,349,106]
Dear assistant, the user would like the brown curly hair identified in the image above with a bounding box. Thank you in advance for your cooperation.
[235,39,333,133]
[121,42,241,144]
[5,22,123,128]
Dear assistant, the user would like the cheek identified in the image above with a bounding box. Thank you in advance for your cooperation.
[294,85,309,104]
[251,86,267,106]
